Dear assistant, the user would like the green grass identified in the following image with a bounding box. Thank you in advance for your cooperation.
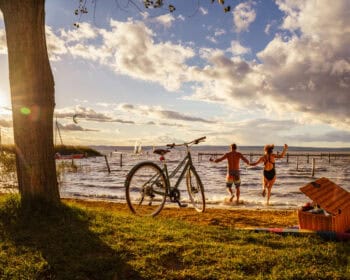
[0,195,349,280]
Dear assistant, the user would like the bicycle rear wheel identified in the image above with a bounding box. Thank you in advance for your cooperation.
[186,167,205,212]
[125,161,167,217]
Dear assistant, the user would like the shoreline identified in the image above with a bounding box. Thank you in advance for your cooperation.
[62,197,300,228]
[0,191,301,211]
[60,194,300,211]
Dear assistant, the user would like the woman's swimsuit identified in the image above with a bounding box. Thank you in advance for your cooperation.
[263,155,276,181]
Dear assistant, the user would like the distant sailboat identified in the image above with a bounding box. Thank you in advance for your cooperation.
[134,141,142,155]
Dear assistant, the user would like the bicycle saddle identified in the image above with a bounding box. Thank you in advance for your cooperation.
[153,149,170,156]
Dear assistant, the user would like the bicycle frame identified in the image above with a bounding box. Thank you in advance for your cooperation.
[125,136,206,216]
[161,146,194,196]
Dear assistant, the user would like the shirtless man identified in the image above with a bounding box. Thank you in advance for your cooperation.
[210,144,250,204]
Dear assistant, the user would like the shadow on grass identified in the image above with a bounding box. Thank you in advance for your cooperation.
[0,195,142,279]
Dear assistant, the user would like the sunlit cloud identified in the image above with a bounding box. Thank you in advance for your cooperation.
[119,103,215,123]
[152,13,175,28]
[264,23,271,35]
[233,1,256,33]
[230,40,250,55]
[214,28,226,37]
[101,19,195,91]
[55,106,134,124]
[59,22,98,43]
[46,26,67,61]
[0,118,12,128]
[6,0,346,141]
[0,29,6,54]
[56,122,98,132]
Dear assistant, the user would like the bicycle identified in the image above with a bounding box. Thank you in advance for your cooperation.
[125,136,206,216]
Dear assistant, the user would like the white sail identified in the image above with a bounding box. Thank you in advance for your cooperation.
[134,141,142,154]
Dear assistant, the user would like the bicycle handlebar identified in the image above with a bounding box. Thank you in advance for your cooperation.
[166,136,206,148]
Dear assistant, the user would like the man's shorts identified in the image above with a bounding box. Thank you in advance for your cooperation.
[226,170,241,188]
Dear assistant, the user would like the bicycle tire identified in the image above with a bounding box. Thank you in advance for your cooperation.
[186,167,205,212]
[125,161,167,217]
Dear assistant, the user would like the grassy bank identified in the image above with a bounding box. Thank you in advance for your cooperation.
[0,195,349,280]
[0,144,102,157]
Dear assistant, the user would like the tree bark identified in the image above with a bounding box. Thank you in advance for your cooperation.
[0,0,60,206]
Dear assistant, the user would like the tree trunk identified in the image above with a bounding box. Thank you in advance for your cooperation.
[0,0,60,207]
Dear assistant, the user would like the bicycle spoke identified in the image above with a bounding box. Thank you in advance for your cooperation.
[186,168,205,212]
[125,162,167,216]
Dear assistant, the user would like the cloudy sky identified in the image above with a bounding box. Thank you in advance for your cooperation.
[0,0,349,147]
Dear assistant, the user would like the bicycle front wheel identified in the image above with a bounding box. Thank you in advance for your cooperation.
[186,167,205,212]
[125,161,167,217]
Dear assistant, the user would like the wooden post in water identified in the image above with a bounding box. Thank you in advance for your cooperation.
[286,153,289,163]
[312,158,316,177]
[307,154,309,163]
[296,156,299,171]
[120,153,123,167]
[104,155,111,173]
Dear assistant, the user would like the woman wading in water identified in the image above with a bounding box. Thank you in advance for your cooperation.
[250,144,288,205]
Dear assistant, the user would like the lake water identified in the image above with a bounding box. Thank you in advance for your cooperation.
[58,145,350,210]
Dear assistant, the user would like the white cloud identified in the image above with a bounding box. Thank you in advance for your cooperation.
[99,19,195,91]
[206,35,217,44]
[55,105,134,124]
[0,118,12,128]
[46,26,67,61]
[214,28,226,37]
[119,103,214,123]
[230,40,250,56]
[264,23,271,35]
[233,1,256,33]
[256,0,350,126]
[187,0,350,129]
[152,14,175,28]
[59,22,98,43]
[0,29,6,54]
[42,1,349,131]
[68,43,109,62]
[1,25,68,60]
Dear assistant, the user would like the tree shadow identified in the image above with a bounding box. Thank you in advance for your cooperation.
[0,196,142,279]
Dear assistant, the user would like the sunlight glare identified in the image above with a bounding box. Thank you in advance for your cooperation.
[0,88,11,114]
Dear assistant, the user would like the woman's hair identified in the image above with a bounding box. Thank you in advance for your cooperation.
[264,144,274,154]
[231,143,237,150]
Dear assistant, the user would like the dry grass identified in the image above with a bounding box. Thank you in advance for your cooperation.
[63,198,299,228]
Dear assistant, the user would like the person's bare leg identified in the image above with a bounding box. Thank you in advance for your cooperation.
[236,187,240,204]
[262,176,267,197]
[266,177,276,205]
[227,187,234,202]
[266,186,271,205]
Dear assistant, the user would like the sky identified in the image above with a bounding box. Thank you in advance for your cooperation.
[0,0,349,147]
